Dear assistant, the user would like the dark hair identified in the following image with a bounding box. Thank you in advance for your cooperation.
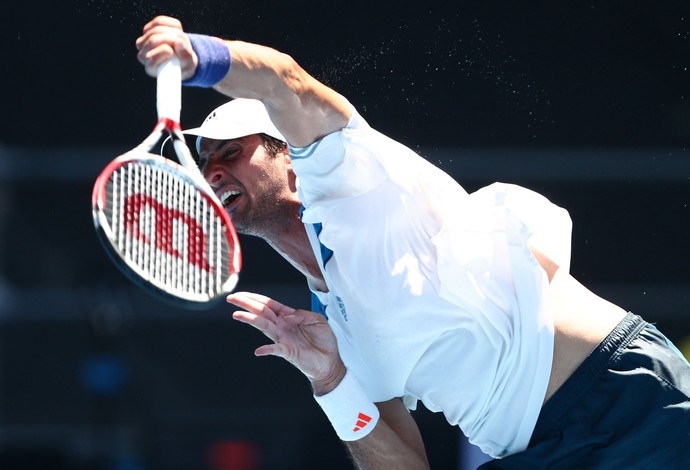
[260,133,288,157]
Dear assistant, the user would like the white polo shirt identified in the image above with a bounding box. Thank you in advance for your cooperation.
[289,102,572,458]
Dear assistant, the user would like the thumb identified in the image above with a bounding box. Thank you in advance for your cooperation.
[255,343,289,359]
[174,37,198,80]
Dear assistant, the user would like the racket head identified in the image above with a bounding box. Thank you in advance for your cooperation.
[92,146,242,308]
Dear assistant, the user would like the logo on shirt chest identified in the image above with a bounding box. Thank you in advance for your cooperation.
[336,295,348,321]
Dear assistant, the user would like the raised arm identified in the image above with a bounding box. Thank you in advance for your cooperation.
[135,15,351,147]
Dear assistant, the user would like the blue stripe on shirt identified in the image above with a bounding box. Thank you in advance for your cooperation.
[289,141,321,160]
[312,222,334,266]
[311,293,328,319]
[300,205,334,267]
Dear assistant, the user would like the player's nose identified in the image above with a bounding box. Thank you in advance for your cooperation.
[202,161,224,187]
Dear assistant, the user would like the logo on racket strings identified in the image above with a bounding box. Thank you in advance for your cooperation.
[124,194,213,272]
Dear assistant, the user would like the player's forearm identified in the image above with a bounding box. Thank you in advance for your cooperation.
[213,41,303,107]
[214,40,349,147]
[314,384,430,470]
[345,420,430,470]
[135,15,347,145]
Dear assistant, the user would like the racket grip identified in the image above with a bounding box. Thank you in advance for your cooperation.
[157,58,182,123]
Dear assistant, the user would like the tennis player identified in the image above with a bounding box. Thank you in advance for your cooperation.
[136,15,690,468]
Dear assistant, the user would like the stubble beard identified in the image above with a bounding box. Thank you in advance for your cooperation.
[232,196,298,242]
[229,157,297,242]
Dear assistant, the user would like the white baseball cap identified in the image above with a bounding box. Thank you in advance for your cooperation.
[183,98,286,153]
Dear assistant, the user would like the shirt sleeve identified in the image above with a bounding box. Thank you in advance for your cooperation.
[289,102,398,223]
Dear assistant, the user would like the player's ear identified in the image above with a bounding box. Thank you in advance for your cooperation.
[280,146,298,191]
[286,157,298,192]
[287,169,297,192]
[283,150,294,173]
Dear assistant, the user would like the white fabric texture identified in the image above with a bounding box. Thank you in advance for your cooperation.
[313,369,381,441]
[289,101,572,458]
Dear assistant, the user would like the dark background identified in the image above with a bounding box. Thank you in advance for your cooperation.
[1,1,689,469]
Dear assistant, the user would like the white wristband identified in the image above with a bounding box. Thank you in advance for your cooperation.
[313,369,380,441]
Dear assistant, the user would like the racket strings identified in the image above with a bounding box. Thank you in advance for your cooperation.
[106,160,233,299]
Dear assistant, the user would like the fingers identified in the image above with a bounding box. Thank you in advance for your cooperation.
[137,44,176,76]
[228,292,302,345]
[228,293,326,333]
[232,309,296,360]
[227,292,297,318]
[135,16,196,78]
[232,310,280,343]
[282,311,325,327]
[254,343,289,358]
[141,15,183,34]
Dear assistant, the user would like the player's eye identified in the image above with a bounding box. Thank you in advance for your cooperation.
[223,146,239,160]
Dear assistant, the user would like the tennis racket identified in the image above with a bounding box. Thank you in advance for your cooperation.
[92,58,241,308]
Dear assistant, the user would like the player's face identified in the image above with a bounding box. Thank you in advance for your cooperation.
[198,135,295,237]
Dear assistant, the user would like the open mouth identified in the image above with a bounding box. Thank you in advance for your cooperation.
[219,190,241,208]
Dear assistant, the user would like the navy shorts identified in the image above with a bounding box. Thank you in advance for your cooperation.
[480,312,690,469]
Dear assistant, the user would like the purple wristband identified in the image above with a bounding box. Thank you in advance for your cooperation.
[183,33,231,88]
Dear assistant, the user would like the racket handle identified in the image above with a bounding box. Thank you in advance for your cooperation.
[157,58,182,123]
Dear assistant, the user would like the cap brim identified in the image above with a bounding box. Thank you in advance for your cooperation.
[180,98,287,153]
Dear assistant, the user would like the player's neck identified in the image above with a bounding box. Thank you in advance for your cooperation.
[264,223,327,292]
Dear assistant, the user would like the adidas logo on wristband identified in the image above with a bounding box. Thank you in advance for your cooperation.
[353,412,373,432]
[314,370,381,441]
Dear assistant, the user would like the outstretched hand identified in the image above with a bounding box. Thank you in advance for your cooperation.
[228,292,346,395]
